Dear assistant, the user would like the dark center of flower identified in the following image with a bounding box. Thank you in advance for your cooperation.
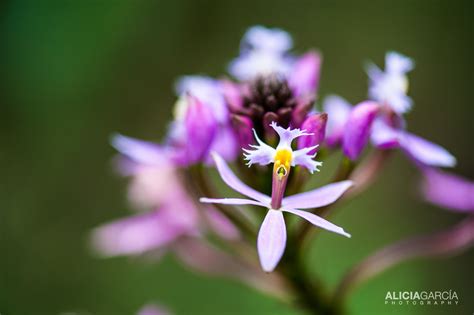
[233,75,297,136]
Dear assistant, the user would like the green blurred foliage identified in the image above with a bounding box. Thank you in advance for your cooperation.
[1,0,472,314]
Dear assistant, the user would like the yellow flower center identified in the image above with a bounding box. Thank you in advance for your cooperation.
[273,149,292,179]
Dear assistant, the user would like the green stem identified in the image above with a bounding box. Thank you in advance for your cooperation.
[279,234,339,315]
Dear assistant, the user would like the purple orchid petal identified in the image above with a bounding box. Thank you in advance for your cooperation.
[288,51,322,97]
[258,210,287,272]
[200,197,266,207]
[283,208,350,237]
[176,75,228,123]
[212,152,271,204]
[421,168,474,212]
[184,95,218,163]
[282,180,353,209]
[91,209,188,256]
[370,119,401,149]
[127,164,182,211]
[204,125,238,164]
[342,101,380,160]
[323,95,352,147]
[111,134,166,166]
[297,113,327,154]
[400,132,456,167]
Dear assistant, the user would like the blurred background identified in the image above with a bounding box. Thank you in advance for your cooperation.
[1,0,473,314]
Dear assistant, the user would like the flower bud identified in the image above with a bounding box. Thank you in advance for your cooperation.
[290,95,315,128]
[184,94,217,163]
[297,113,327,154]
[231,114,254,148]
[342,101,380,160]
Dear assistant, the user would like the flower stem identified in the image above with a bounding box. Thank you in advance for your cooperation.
[279,234,339,315]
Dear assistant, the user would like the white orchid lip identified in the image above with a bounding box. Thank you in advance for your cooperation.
[243,121,322,174]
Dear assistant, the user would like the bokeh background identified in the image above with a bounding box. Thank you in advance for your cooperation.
[1,1,473,314]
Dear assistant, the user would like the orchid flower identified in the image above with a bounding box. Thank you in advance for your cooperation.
[367,51,414,114]
[228,26,294,80]
[203,114,350,271]
[201,152,351,272]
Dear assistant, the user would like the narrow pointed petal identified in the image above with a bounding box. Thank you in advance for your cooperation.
[111,134,165,165]
[258,210,287,272]
[400,132,456,167]
[283,208,350,238]
[200,197,266,207]
[282,180,353,209]
[243,129,276,166]
[91,210,186,257]
[212,152,271,204]
[288,51,322,97]
[342,101,380,160]
[421,168,474,212]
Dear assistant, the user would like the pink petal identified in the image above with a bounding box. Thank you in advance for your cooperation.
[258,210,287,272]
[370,119,401,149]
[204,124,238,164]
[400,132,456,167]
[282,180,353,210]
[111,134,166,166]
[283,208,350,237]
[342,101,380,160]
[184,95,218,163]
[421,168,474,212]
[288,51,322,97]
[91,210,188,256]
[212,152,271,204]
[200,197,266,207]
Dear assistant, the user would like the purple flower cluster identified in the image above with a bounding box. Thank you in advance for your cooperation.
[93,25,474,314]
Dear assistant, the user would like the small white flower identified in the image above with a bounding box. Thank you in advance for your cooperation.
[243,122,322,174]
[367,51,414,114]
